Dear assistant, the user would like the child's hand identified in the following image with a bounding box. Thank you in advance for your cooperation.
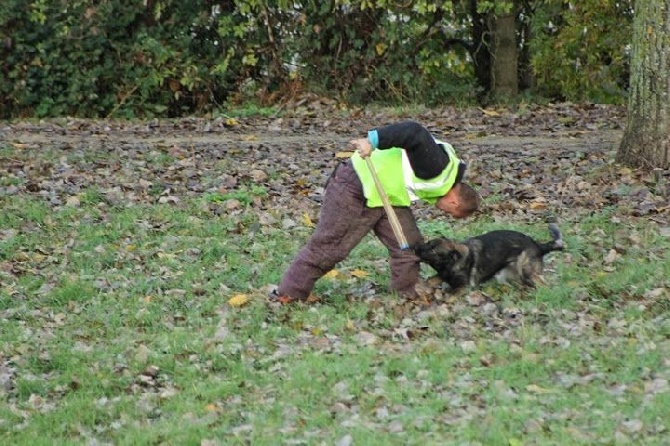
[349,138,373,158]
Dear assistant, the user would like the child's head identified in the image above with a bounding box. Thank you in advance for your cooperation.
[435,182,480,219]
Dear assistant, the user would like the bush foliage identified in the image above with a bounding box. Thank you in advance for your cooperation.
[0,0,633,118]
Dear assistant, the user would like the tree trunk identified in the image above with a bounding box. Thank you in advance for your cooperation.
[518,6,535,91]
[617,0,670,169]
[469,0,492,95]
[490,12,519,99]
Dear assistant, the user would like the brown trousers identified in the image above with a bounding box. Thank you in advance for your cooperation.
[277,160,423,300]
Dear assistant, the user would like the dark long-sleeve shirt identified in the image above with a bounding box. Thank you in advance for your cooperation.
[370,121,459,180]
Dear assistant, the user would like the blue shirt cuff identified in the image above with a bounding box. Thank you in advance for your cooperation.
[367,130,379,149]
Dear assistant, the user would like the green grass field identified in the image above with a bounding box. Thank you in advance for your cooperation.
[1,129,669,445]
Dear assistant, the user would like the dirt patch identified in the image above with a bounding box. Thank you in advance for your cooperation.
[1,105,667,226]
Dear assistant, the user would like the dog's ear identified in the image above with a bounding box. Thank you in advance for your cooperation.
[435,238,457,248]
[449,241,469,258]
[414,238,445,254]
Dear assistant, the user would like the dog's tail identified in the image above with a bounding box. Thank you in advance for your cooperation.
[538,223,564,255]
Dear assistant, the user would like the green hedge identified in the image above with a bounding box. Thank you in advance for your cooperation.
[1,0,239,118]
[0,0,631,118]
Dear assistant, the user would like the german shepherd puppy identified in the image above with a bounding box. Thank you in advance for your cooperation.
[415,223,564,289]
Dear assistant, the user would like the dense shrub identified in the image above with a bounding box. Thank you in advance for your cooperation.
[0,0,632,118]
[288,3,477,106]
[530,0,633,103]
[0,0,239,118]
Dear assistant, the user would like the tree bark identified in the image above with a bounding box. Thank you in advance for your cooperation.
[491,11,519,99]
[517,4,535,91]
[617,0,670,169]
[468,0,493,95]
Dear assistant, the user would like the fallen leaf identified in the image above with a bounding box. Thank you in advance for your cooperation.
[480,355,493,367]
[66,196,81,207]
[603,249,619,264]
[225,199,241,210]
[466,291,486,306]
[460,340,477,353]
[204,403,220,412]
[302,212,314,227]
[388,420,404,433]
[355,331,377,346]
[350,269,368,278]
[526,384,558,394]
[336,434,353,446]
[142,365,160,378]
[228,294,250,307]
[480,108,501,117]
[306,294,320,303]
[324,269,340,279]
[135,344,150,364]
[249,169,267,182]
[620,419,643,433]
[158,195,180,204]
[529,199,548,210]
[643,378,668,394]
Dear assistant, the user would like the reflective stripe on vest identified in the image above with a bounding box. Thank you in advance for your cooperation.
[350,140,461,208]
[405,140,460,204]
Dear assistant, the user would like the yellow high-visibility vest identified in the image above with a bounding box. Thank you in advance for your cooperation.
[351,140,461,208]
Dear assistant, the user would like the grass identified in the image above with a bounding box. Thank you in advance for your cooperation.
[1,148,670,445]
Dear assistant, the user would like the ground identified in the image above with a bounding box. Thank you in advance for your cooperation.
[2,103,670,444]
[1,102,665,225]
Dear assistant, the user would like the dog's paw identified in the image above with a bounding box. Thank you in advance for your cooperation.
[424,274,443,287]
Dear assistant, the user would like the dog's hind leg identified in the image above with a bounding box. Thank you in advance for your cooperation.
[516,251,544,288]
[494,266,517,285]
